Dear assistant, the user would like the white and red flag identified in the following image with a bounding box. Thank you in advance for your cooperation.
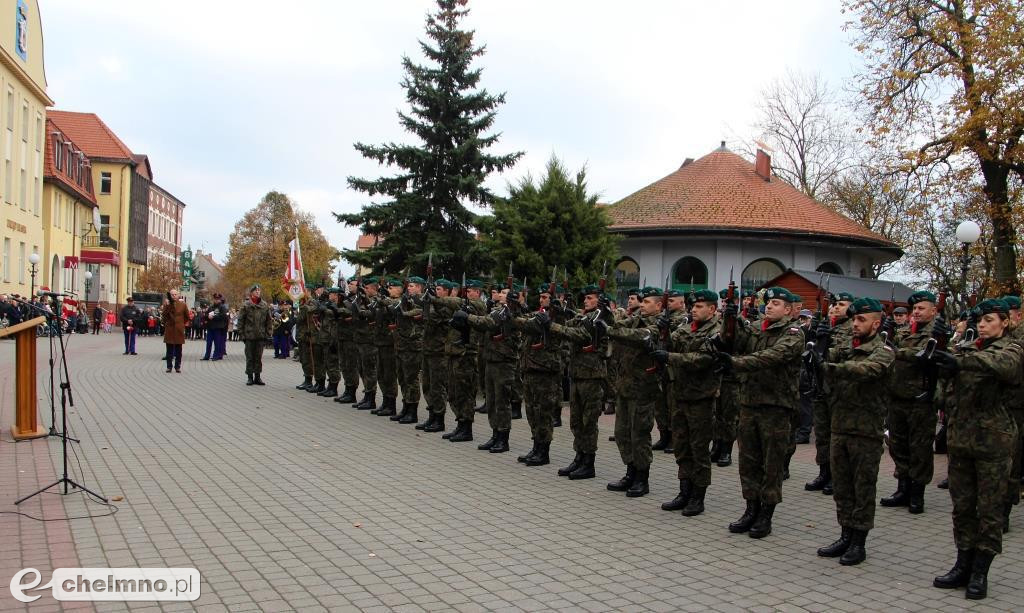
[283,229,306,299]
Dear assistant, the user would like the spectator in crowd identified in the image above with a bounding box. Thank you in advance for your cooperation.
[92,304,103,334]
[162,289,189,373]
[120,297,141,355]
[202,293,229,361]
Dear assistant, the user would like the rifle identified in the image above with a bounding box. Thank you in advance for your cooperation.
[961,291,979,345]
[583,261,608,353]
[456,271,471,346]
[917,290,949,402]
[721,267,737,351]
[423,252,434,318]
[880,282,896,346]
[801,272,832,398]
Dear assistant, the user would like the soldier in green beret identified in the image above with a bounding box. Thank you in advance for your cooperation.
[998,295,1024,529]
[650,288,688,454]
[715,286,804,538]
[294,288,315,391]
[417,280,454,432]
[931,298,1022,600]
[429,279,488,440]
[712,288,742,468]
[650,288,723,516]
[334,276,361,404]
[368,278,403,416]
[882,289,943,513]
[384,277,424,423]
[305,283,330,394]
[238,284,273,385]
[812,297,894,566]
[350,277,381,411]
[314,286,342,397]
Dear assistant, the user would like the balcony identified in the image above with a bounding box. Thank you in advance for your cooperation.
[82,234,119,250]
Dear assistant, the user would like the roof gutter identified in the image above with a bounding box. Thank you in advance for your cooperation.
[610,225,903,255]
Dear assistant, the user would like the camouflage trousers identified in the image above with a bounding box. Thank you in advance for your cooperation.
[655,385,670,435]
[243,340,265,375]
[1005,408,1024,508]
[376,344,398,399]
[355,343,378,394]
[422,353,448,417]
[340,338,359,390]
[478,355,487,401]
[297,335,313,378]
[715,381,740,444]
[738,404,792,505]
[614,389,657,470]
[448,354,478,423]
[830,434,884,531]
[671,396,715,488]
[510,363,523,406]
[485,360,515,432]
[311,343,325,383]
[524,370,559,444]
[323,342,340,386]
[949,414,1018,555]
[813,395,831,466]
[570,378,604,454]
[886,397,936,485]
[397,347,422,405]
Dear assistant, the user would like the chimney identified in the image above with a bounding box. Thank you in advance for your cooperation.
[755,148,771,181]
[679,157,694,169]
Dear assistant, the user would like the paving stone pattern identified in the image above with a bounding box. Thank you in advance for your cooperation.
[1,332,1021,612]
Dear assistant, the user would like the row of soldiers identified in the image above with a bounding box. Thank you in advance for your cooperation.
[288,273,1021,601]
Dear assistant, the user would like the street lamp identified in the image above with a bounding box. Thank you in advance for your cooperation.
[955,220,982,310]
[28,252,39,298]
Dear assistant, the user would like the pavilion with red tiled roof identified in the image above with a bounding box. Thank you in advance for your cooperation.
[604,143,903,300]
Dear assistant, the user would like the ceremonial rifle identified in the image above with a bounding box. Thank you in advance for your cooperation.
[917,290,949,402]
[721,267,737,352]
[583,261,608,353]
[961,291,979,345]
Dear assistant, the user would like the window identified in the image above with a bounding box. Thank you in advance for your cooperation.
[2,238,8,281]
[741,258,785,293]
[614,257,641,306]
[35,113,41,151]
[20,102,27,143]
[52,192,58,226]
[4,160,10,204]
[6,89,13,130]
[100,172,111,194]
[18,168,25,210]
[17,242,24,284]
[671,256,708,290]
[816,262,843,275]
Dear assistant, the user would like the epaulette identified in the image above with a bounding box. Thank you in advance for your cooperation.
[786,327,801,335]
[882,344,894,351]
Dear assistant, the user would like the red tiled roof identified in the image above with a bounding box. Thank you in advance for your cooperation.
[606,147,898,249]
[356,234,378,249]
[132,154,152,180]
[43,118,97,205]
[47,111,135,162]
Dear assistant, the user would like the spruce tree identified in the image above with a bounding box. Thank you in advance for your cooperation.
[337,0,521,278]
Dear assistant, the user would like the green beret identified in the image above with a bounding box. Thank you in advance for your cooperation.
[907,290,936,306]
[719,288,729,299]
[464,279,484,289]
[436,279,453,289]
[581,284,601,296]
[974,298,1009,316]
[327,286,342,294]
[308,282,321,290]
[407,276,426,284]
[386,278,403,287]
[640,286,663,299]
[665,289,684,298]
[833,292,856,303]
[249,283,261,292]
[691,289,719,303]
[346,275,359,283]
[742,290,756,298]
[763,286,796,303]
[848,297,883,314]
[627,288,641,297]
[362,275,379,285]
[1000,295,1021,310]
[555,285,567,295]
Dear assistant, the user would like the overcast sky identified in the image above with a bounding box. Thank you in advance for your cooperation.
[42,0,860,274]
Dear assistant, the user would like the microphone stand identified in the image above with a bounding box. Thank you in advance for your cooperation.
[9,296,76,440]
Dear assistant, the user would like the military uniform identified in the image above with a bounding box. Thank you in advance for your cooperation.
[294,297,314,389]
[726,287,803,539]
[350,280,380,410]
[393,280,425,423]
[815,298,894,566]
[314,289,342,397]
[368,281,401,416]
[511,305,563,465]
[334,280,360,403]
[808,310,854,493]
[433,289,486,440]
[418,281,453,432]
[652,304,688,452]
[237,286,273,385]
[304,291,329,393]
[934,299,1023,600]
[465,291,523,453]
[1001,300,1024,527]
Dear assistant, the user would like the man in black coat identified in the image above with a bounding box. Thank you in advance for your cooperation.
[202,293,229,361]
[120,297,141,354]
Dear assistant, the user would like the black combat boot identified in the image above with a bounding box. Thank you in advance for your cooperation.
[478,430,499,451]
[823,478,833,496]
[805,463,831,491]
[356,392,376,411]
[518,440,539,463]
[390,401,408,421]
[1003,502,1013,534]
[417,412,436,430]
[966,551,994,600]
[661,479,693,511]
[524,441,550,466]
[253,374,265,386]
[717,442,733,467]
[308,380,326,394]
[607,464,636,491]
[475,402,487,414]
[552,411,562,427]
[296,376,312,390]
[398,404,419,424]
[489,430,510,453]
[423,414,445,432]
[709,440,722,463]
[880,478,910,507]
[246,373,254,386]
[317,382,337,397]
[625,467,649,497]
[442,420,459,439]
[337,385,357,403]
[908,481,925,514]
[729,500,760,533]
[511,402,522,420]
[937,477,949,489]
[681,486,706,517]
[568,453,595,480]
[449,421,473,442]
[651,429,670,451]
[817,527,851,558]
[839,529,867,565]
[748,503,775,539]
[783,454,792,481]
[934,549,975,589]
[375,397,398,417]
[558,453,582,476]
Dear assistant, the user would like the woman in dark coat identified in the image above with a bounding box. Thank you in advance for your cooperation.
[162,288,189,373]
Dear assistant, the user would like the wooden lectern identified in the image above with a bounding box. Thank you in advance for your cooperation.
[1,316,47,440]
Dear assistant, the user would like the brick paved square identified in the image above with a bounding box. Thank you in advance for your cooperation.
[1,334,1022,611]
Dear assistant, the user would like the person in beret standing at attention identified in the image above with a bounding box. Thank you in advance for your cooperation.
[238,284,273,386]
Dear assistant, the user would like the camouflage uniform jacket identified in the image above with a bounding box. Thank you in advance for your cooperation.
[947,335,1024,434]
[607,313,662,395]
[825,332,895,439]
[550,309,608,380]
[468,305,523,364]
[347,295,373,345]
[421,294,450,356]
[314,298,338,345]
[370,298,395,348]
[237,298,273,341]
[730,315,804,410]
[513,311,562,374]
[1003,324,1024,412]
[294,300,310,341]
[889,318,937,400]
[394,296,424,352]
[433,295,486,357]
[667,314,721,400]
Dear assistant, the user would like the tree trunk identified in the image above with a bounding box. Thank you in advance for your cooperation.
[979,159,1019,295]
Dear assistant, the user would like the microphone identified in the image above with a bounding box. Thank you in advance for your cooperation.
[37,289,76,298]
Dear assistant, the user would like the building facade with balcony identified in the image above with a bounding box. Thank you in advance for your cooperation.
[0,0,51,296]
[41,117,97,295]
